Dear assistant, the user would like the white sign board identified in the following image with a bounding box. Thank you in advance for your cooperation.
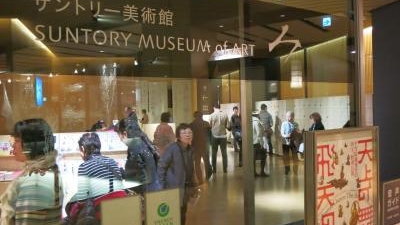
[101,195,142,225]
[145,188,181,225]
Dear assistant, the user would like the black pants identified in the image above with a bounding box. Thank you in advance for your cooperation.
[253,143,266,174]
[282,143,298,175]
[181,205,187,225]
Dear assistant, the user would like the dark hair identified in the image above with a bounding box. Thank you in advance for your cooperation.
[213,102,220,109]
[175,123,191,139]
[160,112,170,123]
[142,109,147,113]
[90,120,105,131]
[261,104,267,110]
[193,111,203,119]
[115,118,143,138]
[233,106,238,111]
[12,118,55,160]
[78,132,101,156]
[309,112,322,123]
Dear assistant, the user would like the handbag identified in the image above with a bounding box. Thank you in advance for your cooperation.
[64,158,126,225]
[65,190,127,225]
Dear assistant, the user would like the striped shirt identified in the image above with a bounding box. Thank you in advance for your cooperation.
[72,154,123,201]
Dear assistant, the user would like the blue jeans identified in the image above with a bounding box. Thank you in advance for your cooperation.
[211,137,227,172]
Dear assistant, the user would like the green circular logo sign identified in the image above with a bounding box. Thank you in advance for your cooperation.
[157,203,169,217]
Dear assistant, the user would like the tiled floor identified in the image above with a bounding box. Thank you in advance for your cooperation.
[186,147,305,225]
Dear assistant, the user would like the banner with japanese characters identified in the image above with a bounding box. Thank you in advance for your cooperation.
[305,127,379,225]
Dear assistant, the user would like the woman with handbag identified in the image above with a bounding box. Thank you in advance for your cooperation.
[64,132,125,225]
[70,132,124,201]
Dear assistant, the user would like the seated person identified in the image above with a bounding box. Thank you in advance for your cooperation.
[70,132,123,202]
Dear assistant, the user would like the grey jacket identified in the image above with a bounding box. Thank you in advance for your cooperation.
[158,142,196,206]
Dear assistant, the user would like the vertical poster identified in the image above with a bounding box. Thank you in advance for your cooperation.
[305,127,379,225]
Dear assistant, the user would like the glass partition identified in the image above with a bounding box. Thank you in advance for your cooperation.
[0,0,356,224]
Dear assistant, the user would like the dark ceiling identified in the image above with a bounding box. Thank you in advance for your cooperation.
[0,0,397,77]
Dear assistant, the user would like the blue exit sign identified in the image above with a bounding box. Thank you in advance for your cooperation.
[322,16,332,27]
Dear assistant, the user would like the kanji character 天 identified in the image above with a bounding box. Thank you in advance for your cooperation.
[123,5,139,22]
[358,138,373,163]
[141,7,157,24]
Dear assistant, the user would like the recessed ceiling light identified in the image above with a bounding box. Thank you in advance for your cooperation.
[280,14,286,18]
[219,25,224,28]
[99,50,105,53]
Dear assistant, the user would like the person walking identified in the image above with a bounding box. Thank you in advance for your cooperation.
[231,106,242,167]
[158,123,198,225]
[253,113,269,177]
[209,103,230,174]
[259,104,274,156]
[190,111,213,184]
